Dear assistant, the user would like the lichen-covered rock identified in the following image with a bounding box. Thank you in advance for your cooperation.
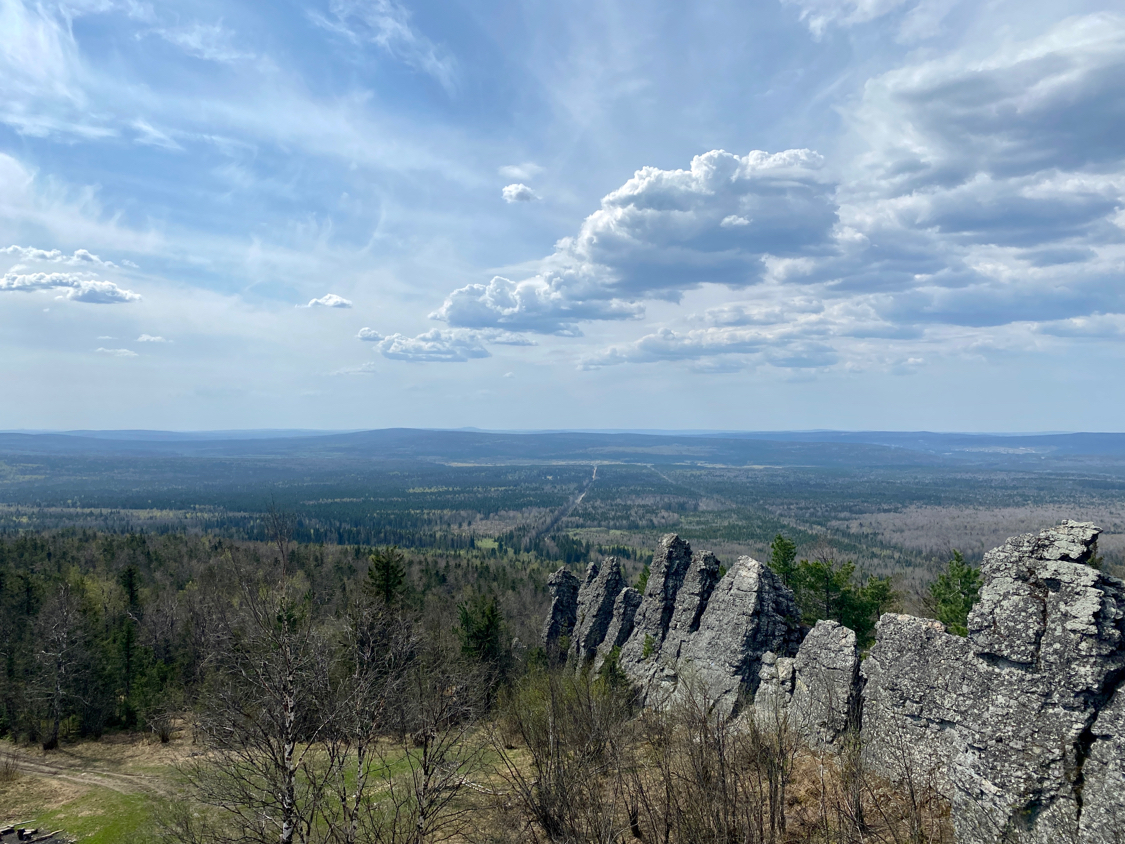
[791,620,860,747]
[569,558,626,665]
[752,620,859,747]
[542,567,579,656]
[658,550,722,661]
[862,521,1125,844]
[1079,684,1125,841]
[753,651,796,728]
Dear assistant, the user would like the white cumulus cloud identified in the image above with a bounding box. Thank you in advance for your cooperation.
[302,293,353,308]
[0,271,141,303]
[431,148,834,336]
[137,334,169,342]
[375,329,491,363]
[96,347,138,358]
[502,183,539,203]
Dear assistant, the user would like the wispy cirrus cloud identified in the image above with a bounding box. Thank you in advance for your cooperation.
[312,0,457,94]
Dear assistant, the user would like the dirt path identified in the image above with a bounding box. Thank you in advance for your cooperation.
[2,745,166,795]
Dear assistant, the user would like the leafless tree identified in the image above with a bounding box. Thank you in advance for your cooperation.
[33,581,85,750]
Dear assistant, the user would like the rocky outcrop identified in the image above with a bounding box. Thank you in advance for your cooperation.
[541,568,579,657]
[754,620,860,748]
[568,558,626,665]
[618,535,695,674]
[541,520,1125,843]
[668,555,801,712]
[861,521,1125,844]
[594,586,642,671]
[557,534,801,713]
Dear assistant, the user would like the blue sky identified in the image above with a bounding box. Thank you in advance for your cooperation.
[1,0,1123,431]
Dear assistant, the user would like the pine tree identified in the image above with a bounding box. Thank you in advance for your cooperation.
[366,546,405,605]
[769,534,798,586]
[928,551,981,636]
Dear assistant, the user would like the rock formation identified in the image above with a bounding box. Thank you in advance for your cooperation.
[541,568,579,657]
[568,558,626,664]
[861,521,1125,844]
[540,519,1125,843]
[545,534,802,713]
[754,619,859,748]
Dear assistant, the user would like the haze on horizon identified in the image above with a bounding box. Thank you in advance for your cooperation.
[1,0,1123,433]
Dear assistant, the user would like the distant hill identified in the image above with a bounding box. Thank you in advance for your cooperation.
[2,428,1124,468]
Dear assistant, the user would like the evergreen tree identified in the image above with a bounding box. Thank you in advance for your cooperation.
[457,594,506,667]
[928,551,981,636]
[366,546,406,605]
[769,534,798,586]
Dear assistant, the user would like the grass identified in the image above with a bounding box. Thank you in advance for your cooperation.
[0,732,185,843]
[33,790,159,844]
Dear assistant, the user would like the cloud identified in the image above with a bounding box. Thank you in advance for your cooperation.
[65,280,142,303]
[499,163,543,181]
[781,0,956,40]
[823,13,1125,329]
[782,0,909,37]
[374,329,491,363]
[137,334,169,342]
[96,347,138,357]
[302,293,353,308]
[313,0,457,93]
[0,271,141,303]
[502,183,539,203]
[432,273,643,335]
[432,148,834,335]
[1,245,115,266]
[357,326,533,362]
[1036,314,1125,339]
[149,22,254,63]
[131,118,182,150]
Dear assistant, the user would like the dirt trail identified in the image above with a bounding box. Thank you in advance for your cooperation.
[2,745,166,795]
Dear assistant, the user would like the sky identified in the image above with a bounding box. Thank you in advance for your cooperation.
[1,0,1123,431]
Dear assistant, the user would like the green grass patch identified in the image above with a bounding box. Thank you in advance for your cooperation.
[33,788,158,844]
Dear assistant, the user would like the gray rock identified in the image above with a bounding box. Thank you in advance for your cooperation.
[861,521,1125,844]
[1079,684,1125,842]
[753,651,796,729]
[594,586,642,672]
[569,558,626,665]
[752,620,859,748]
[542,567,579,656]
[661,550,723,661]
[667,555,802,713]
[618,535,695,674]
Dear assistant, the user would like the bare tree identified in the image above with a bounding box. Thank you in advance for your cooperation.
[34,581,85,750]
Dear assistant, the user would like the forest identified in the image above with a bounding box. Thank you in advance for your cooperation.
[1,428,1123,842]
